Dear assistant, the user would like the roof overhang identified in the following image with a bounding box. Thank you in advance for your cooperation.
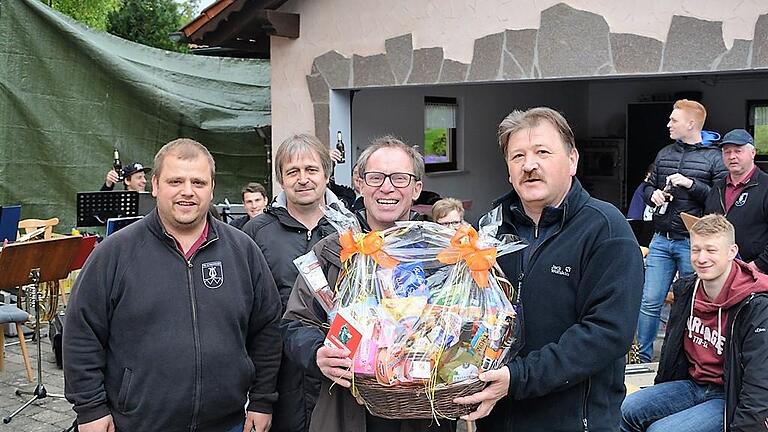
[174,0,296,58]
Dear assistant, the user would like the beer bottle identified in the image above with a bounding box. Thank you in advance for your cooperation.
[336,131,345,164]
[113,148,123,181]
[656,182,673,215]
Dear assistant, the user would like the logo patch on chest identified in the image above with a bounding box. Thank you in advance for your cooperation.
[551,264,572,277]
[202,261,223,289]
[735,192,748,207]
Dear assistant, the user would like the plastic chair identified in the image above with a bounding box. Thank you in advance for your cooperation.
[0,304,34,382]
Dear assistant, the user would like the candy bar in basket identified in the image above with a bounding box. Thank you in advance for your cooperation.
[294,205,527,420]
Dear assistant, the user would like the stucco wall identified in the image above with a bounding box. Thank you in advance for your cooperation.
[351,81,589,221]
[271,0,768,151]
[349,73,768,221]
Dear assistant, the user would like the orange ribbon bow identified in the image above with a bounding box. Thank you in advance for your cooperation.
[339,230,399,268]
[437,225,497,287]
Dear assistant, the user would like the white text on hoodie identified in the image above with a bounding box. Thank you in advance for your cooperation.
[686,315,726,355]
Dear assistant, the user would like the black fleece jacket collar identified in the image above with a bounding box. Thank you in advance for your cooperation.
[492,177,590,228]
[145,208,220,251]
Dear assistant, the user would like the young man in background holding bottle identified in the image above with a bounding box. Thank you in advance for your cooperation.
[327,131,358,210]
[100,158,151,193]
[636,99,727,363]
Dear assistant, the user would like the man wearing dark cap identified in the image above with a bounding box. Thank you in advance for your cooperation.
[100,162,150,192]
[705,129,768,273]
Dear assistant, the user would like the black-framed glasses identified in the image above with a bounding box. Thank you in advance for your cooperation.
[362,171,418,188]
[438,220,464,229]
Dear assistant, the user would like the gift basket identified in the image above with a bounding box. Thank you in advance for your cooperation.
[295,205,526,421]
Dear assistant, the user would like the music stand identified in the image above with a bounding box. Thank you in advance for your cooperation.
[0,205,21,242]
[77,191,139,227]
[0,236,82,424]
[48,236,98,369]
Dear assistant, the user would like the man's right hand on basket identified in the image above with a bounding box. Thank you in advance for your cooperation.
[453,367,510,421]
[316,345,353,388]
[79,414,115,432]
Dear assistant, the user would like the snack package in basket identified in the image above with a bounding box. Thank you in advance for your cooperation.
[294,205,526,420]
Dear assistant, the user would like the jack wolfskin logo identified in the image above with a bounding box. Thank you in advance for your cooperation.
[735,192,748,207]
[551,265,571,277]
[202,261,223,289]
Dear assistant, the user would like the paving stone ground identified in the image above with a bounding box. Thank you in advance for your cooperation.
[1,328,75,432]
[0,321,665,432]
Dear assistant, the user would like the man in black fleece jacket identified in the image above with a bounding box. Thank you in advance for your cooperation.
[64,139,282,432]
[456,107,644,431]
[705,129,768,273]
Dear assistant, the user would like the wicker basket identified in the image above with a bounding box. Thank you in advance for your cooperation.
[354,375,485,420]
[350,263,517,420]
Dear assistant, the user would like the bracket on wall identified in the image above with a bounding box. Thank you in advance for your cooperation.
[258,10,299,39]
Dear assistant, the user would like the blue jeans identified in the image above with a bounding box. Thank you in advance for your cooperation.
[620,380,724,432]
[636,233,694,362]
[225,421,245,432]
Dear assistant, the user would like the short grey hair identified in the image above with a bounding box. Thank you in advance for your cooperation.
[356,135,425,180]
[497,107,576,156]
[722,143,756,152]
[274,134,333,184]
[153,138,215,179]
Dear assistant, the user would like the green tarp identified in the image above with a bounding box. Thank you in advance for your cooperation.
[0,0,271,230]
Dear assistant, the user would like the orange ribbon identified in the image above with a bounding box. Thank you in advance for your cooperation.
[437,225,497,287]
[339,230,399,268]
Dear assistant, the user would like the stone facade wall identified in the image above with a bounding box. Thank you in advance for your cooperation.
[302,3,768,147]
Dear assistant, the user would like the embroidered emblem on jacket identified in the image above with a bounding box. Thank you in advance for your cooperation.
[735,192,748,207]
[202,261,223,289]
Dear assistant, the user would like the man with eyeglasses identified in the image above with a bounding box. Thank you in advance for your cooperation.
[282,136,450,432]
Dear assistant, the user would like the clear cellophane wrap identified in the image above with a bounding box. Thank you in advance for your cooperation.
[319,205,527,418]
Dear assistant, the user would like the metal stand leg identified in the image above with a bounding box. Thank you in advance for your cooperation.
[63,419,78,432]
[3,269,65,424]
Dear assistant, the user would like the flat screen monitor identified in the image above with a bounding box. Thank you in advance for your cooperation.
[138,192,156,216]
[106,216,143,236]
